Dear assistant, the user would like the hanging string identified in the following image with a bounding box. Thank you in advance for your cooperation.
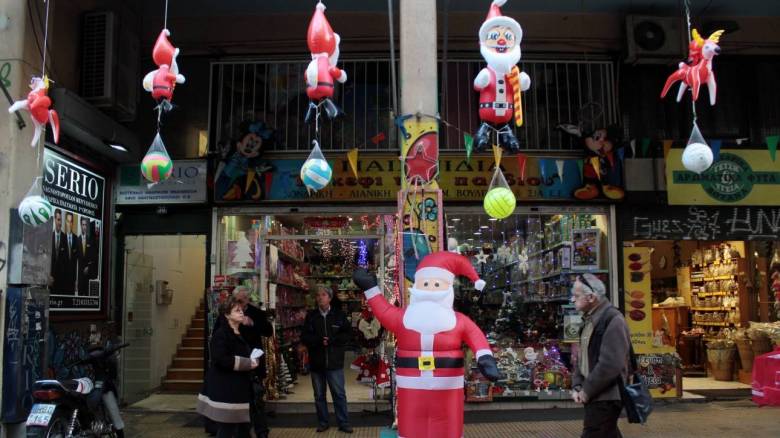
[164,0,170,29]
[41,0,51,77]
[683,0,698,123]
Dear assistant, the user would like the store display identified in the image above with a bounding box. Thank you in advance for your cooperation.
[661,29,724,106]
[688,250,745,332]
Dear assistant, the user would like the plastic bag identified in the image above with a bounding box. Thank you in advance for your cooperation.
[300,140,332,193]
[681,122,713,174]
[484,166,515,220]
[141,132,173,184]
[18,177,54,226]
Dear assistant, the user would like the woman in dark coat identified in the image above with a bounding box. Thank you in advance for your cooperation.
[197,296,258,437]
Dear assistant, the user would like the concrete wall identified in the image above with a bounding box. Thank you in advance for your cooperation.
[124,234,206,388]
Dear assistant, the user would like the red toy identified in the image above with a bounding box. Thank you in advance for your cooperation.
[142,29,186,108]
[8,76,60,146]
[661,29,724,106]
[304,2,347,123]
[751,347,780,406]
[354,252,499,438]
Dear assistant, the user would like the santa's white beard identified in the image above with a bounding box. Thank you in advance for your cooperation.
[403,286,457,335]
[480,44,521,75]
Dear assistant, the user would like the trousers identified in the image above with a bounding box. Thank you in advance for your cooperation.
[581,400,623,438]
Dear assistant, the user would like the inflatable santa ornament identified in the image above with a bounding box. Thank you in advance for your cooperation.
[304,2,347,123]
[473,0,531,153]
[353,252,500,438]
[8,76,60,147]
[142,29,186,112]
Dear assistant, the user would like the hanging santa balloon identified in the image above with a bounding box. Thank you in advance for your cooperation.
[141,133,174,183]
[473,0,530,153]
[142,29,186,112]
[300,140,333,193]
[681,122,713,174]
[8,76,60,147]
[304,2,347,124]
[18,177,53,226]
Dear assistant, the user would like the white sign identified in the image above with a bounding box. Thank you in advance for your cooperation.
[116,159,207,204]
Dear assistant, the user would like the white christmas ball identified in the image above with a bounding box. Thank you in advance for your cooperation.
[18,195,53,226]
[681,142,713,174]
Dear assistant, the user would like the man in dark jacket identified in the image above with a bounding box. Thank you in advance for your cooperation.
[301,286,353,434]
[571,274,631,438]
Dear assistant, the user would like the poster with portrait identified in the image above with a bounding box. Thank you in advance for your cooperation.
[42,148,105,312]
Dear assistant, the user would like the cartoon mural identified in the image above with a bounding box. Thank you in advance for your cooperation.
[214,120,277,201]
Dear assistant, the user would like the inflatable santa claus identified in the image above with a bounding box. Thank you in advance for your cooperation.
[304,2,347,123]
[353,252,500,438]
[473,0,530,153]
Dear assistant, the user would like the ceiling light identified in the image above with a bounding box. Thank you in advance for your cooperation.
[474,231,482,236]
[452,218,461,222]
[480,225,489,229]
[109,143,128,152]
[488,217,498,222]
[447,225,455,229]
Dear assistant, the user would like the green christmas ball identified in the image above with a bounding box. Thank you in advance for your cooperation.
[484,187,516,219]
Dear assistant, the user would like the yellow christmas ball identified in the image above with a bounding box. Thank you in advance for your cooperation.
[484,187,516,219]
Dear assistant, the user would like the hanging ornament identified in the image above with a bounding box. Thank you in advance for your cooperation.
[141,133,174,183]
[681,122,713,174]
[8,76,60,147]
[18,177,53,226]
[301,140,332,193]
[303,2,347,123]
[517,248,529,275]
[484,166,516,220]
[661,29,724,106]
[472,0,530,153]
[142,27,186,111]
[474,249,490,266]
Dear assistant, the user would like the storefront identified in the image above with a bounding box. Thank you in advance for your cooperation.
[617,145,780,397]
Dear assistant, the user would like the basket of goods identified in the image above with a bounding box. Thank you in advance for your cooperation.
[733,329,754,372]
[706,339,736,381]
[748,329,773,357]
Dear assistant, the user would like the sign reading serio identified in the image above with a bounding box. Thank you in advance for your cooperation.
[43,148,105,312]
[667,148,780,205]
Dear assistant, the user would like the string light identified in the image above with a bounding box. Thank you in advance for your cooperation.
[357,239,369,267]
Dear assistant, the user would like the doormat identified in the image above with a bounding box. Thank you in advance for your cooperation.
[684,388,752,400]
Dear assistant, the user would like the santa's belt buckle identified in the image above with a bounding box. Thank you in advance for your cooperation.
[418,356,436,371]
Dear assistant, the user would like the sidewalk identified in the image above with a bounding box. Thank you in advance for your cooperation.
[123,399,779,437]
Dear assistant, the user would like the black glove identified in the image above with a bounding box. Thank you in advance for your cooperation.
[353,268,378,291]
[477,355,501,382]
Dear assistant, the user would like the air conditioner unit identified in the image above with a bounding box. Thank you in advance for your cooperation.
[80,10,139,121]
[625,15,685,64]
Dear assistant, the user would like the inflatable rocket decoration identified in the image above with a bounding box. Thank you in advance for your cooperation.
[8,76,60,147]
[142,29,186,112]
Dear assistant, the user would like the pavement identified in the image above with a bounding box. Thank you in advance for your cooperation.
[122,399,780,438]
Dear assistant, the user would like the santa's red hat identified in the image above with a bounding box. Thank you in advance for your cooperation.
[479,0,523,45]
[152,29,177,67]
[415,251,486,291]
[307,2,338,55]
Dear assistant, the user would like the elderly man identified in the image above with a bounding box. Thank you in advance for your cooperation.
[571,273,631,438]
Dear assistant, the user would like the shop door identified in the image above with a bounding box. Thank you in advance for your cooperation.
[121,243,155,404]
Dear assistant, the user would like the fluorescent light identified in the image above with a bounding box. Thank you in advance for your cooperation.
[480,225,489,229]
[474,231,482,236]
[452,218,461,222]
[488,217,498,222]
[109,143,128,152]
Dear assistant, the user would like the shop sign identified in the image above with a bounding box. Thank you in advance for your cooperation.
[42,148,105,312]
[622,247,678,398]
[116,159,207,204]
[666,148,780,205]
[214,154,624,203]
[624,206,780,241]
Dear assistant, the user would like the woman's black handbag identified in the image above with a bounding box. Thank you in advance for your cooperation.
[618,344,653,424]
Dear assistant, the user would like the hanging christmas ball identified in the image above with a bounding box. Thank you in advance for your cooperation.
[18,195,53,226]
[681,142,713,174]
[301,158,332,192]
[141,152,173,183]
[484,187,516,219]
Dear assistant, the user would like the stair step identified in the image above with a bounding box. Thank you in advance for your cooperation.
[177,347,204,358]
[181,337,204,348]
[166,369,204,380]
[191,319,205,328]
[161,380,203,392]
[173,358,204,368]
[186,330,204,339]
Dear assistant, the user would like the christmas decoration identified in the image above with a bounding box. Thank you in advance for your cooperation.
[301,141,333,193]
[517,248,529,275]
[404,132,439,183]
[142,28,186,110]
[9,76,60,147]
[230,232,254,273]
[681,122,713,174]
[661,29,724,106]
[347,148,359,177]
[474,249,490,266]
[304,216,349,229]
[141,133,174,183]
[357,240,369,267]
[304,2,347,123]
[18,178,52,226]
[473,0,530,153]
[353,251,497,438]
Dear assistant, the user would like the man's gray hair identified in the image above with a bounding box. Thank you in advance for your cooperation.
[232,286,250,298]
[576,273,606,298]
[316,284,333,298]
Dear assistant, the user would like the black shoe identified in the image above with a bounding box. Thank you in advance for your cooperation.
[338,425,354,433]
[316,424,329,433]
[499,127,521,153]
[474,122,492,152]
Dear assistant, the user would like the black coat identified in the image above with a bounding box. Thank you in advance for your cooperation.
[198,318,255,423]
[301,307,352,371]
[212,304,273,377]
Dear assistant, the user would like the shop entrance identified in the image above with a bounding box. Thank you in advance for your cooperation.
[121,234,208,406]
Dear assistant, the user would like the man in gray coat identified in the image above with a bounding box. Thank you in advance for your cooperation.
[571,273,631,438]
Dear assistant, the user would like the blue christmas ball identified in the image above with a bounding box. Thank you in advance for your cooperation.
[301,158,332,192]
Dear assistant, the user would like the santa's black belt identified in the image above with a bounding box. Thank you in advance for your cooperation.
[317,82,334,87]
[395,357,464,370]
[480,102,513,109]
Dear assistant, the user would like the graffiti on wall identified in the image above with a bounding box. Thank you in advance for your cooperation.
[47,322,117,380]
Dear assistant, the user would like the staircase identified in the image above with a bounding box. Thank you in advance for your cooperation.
[161,300,206,392]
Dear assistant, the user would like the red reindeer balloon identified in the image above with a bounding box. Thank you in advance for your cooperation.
[142,29,186,108]
[661,29,724,106]
[8,76,60,147]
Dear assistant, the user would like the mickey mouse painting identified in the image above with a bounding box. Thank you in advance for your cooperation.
[558,124,625,200]
[214,120,276,201]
